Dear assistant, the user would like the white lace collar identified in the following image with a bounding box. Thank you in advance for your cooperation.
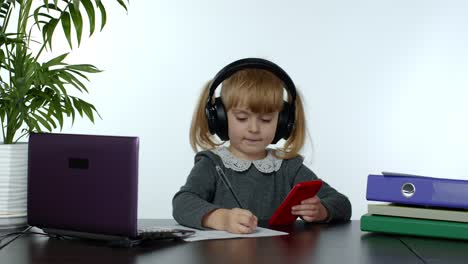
[211,147,282,173]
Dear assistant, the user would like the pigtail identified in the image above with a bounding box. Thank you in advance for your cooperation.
[189,80,223,152]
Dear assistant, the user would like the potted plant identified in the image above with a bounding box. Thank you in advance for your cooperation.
[0,0,128,228]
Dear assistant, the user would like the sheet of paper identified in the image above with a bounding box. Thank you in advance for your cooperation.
[182,226,288,242]
[158,220,288,242]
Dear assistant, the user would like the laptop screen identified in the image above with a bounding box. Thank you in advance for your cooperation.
[27,133,139,238]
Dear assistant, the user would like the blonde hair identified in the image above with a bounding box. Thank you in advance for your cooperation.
[190,68,307,159]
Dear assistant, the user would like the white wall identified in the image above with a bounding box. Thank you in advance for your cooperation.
[51,0,468,219]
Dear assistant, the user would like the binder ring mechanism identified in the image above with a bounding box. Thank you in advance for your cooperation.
[401,183,415,198]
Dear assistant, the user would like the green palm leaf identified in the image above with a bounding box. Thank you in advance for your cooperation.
[69,4,82,45]
[96,0,106,31]
[61,11,72,48]
[80,0,95,36]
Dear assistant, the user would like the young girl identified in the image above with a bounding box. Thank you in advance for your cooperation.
[173,58,351,234]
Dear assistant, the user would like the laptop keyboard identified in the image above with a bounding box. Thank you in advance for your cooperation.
[137,227,195,240]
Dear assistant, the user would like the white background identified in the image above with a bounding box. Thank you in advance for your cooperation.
[42,0,468,220]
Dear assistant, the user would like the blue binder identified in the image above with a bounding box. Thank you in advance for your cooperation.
[366,173,468,209]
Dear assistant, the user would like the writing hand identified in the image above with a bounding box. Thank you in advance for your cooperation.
[223,208,258,234]
[291,196,329,222]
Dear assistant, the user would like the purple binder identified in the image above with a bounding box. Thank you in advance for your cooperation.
[366,174,468,209]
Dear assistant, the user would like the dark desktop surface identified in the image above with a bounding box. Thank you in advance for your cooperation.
[1,219,467,264]
[1,226,27,250]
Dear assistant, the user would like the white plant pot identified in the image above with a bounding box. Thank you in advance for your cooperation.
[0,143,28,229]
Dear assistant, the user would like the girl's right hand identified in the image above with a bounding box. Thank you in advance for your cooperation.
[202,208,258,234]
[223,208,258,234]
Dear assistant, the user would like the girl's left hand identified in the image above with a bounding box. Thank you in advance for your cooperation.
[291,196,329,222]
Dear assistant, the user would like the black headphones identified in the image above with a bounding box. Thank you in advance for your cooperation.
[205,58,297,144]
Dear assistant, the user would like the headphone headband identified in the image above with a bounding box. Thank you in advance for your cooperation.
[205,58,297,143]
[207,58,297,105]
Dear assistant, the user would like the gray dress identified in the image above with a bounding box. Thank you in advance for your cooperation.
[172,147,352,229]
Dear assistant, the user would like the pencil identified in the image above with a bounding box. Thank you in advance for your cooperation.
[215,165,245,209]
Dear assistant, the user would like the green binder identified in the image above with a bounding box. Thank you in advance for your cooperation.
[361,214,468,240]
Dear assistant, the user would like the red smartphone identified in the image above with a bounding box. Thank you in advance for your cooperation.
[268,180,323,226]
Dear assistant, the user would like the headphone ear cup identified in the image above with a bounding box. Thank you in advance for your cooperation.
[205,102,217,135]
[272,102,294,144]
[214,98,229,141]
